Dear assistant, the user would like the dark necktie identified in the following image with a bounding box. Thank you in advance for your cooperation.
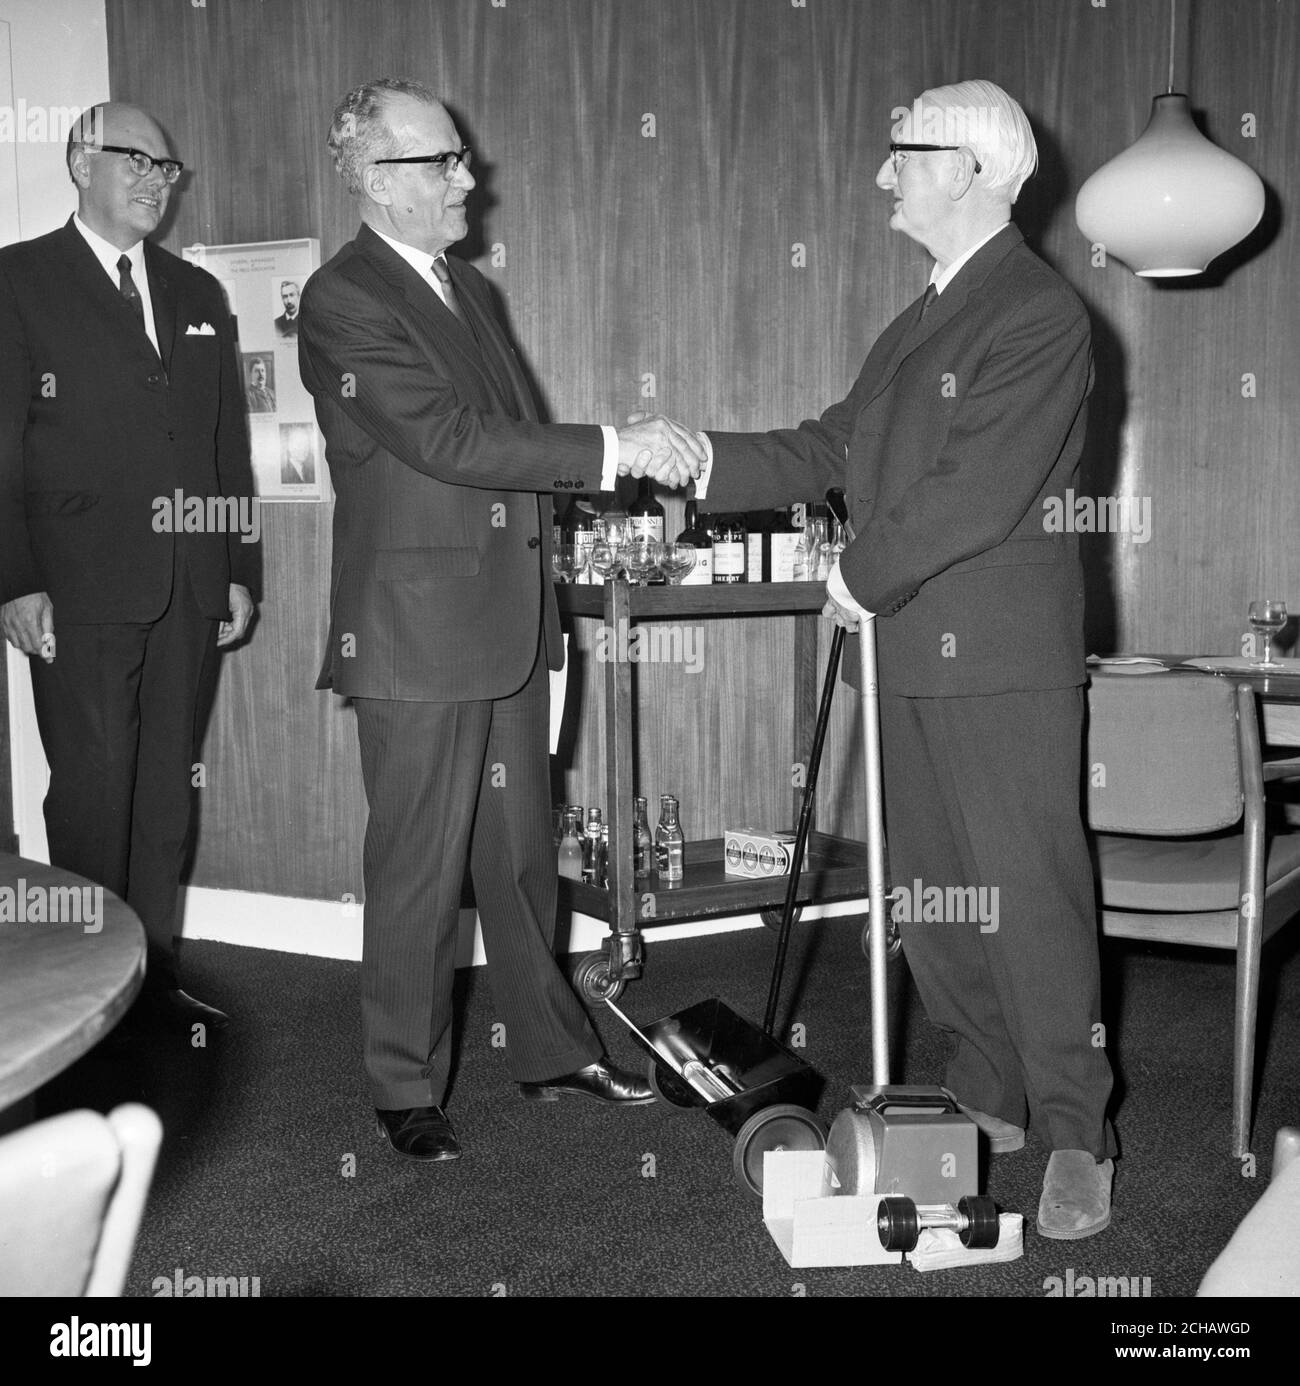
[918,282,939,321]
[117,253,147,330]
[430,257,469,329]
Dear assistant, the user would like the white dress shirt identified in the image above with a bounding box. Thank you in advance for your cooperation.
[73,213,160,357]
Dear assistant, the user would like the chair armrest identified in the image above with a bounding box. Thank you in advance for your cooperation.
[1263,757,1300,783]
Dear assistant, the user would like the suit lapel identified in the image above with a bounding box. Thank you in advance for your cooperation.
[354,225,518,416]
[144,243,177,376]
[861,224,1024,408]
[56,219,165,369]
[446,258,534,421]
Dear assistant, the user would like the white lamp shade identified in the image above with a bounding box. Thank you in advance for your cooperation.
[1075,93,1265,277]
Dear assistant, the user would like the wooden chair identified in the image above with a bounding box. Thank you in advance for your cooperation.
[0,1103,162,1296]
[1086,673,1300,1156]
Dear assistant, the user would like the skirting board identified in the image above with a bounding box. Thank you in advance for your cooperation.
[176,886,868,966]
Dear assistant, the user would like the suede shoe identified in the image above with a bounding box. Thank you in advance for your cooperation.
[520,1059,655,1105]
[1037,1149,1114,1239]
[957,1102,1026,1154]
[375,1106,462,1162]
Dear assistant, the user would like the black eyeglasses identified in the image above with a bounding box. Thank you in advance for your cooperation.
[373,146,472,180]
[889,143,982,175]
[80,144,184,183]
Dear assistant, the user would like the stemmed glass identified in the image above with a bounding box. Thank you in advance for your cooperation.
[589,541,622,583]
[601,517,630,551]
[658,542,697,585]
[551,544,587,584]
[1248,598,1288,669]
[620,537,664,587]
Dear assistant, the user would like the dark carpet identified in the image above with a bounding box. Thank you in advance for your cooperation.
[36,915,1300,1300]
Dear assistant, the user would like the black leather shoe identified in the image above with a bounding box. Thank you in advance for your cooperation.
[520,1059,655,1105]
[375,1106,462,1162]
[139,988,230,1031]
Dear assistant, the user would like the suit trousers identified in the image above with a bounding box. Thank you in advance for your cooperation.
[352,636,600,1110]
[29,561,218,992]
[879,686,1116,1158]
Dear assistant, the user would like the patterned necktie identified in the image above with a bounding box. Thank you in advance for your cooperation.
[918,282,939,321]
[429,256,469,329]
[117,253,147,330]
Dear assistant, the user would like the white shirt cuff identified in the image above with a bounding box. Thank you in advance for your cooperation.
[599,425,620,492]
[693,432,714,501]
[827,558,874,619]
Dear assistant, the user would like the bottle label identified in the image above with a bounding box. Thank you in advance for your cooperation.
[573,529,596,585]
[714,541,744,577]
[630,516,664,542]
[746,534,764,582]
[770,533,803,583]
[681,549,712,585]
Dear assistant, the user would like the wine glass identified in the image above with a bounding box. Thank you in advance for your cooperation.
[1248,598,1288,669]
[601,516,630,551]
[551,544,586,584]
[658,542,697,585]
[589,541,622,582]
[620,537,663,588]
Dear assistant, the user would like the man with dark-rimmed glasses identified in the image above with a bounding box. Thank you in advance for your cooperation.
[299,77,702,1162]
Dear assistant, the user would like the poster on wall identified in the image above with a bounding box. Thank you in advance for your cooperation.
[181,238,327,502]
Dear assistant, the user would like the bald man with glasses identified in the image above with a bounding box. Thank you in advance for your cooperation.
[0,102,260,1036]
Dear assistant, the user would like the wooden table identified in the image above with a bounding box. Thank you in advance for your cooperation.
[0,853,146,1112]
[1131,657,1300,746]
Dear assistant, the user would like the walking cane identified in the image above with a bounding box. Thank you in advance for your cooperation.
[824,488,890,1087]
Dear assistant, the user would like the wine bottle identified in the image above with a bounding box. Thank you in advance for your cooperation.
[676,500,713,586]
[654,795,684,882]
[770,506,805,583]
[628,477,665,542]
[711,514,746,585]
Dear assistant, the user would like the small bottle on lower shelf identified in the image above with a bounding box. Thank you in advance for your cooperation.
[633,796,654,880]
[558,807,584,880]
[655,794,684,883]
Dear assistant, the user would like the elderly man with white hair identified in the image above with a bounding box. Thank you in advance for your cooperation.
[692,79,1116,1238]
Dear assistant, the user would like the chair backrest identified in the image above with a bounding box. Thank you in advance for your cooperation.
[1086,674,1244,835]
[0,1103,162,1296]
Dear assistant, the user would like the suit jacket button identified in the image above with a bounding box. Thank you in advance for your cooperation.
[147,373,162,385]
[527,536,541,548]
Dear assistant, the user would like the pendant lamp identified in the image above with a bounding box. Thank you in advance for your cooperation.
[1074,0,1264,278]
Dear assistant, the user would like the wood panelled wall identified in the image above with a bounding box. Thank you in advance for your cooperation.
[99,0,1299,904]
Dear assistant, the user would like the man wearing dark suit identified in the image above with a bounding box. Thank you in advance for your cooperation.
[0,103,260,1031]
[299,77,703,1161]
[693,81,1116,1237]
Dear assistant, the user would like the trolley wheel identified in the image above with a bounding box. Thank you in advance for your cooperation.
[957,1194,1000,1249]
[861,914,904,962]
[760,906,803,932]
[569,949,626,1003]
[877,1196,920,1253]
[646,1058,703,1110]
[731,1104,827,1197]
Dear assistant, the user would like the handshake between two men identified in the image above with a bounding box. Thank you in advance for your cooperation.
[610,410,869,634]
[615,413,708,490]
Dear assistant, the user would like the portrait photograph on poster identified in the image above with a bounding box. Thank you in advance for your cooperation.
[242,352,277,414]
[182,238,326,501]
